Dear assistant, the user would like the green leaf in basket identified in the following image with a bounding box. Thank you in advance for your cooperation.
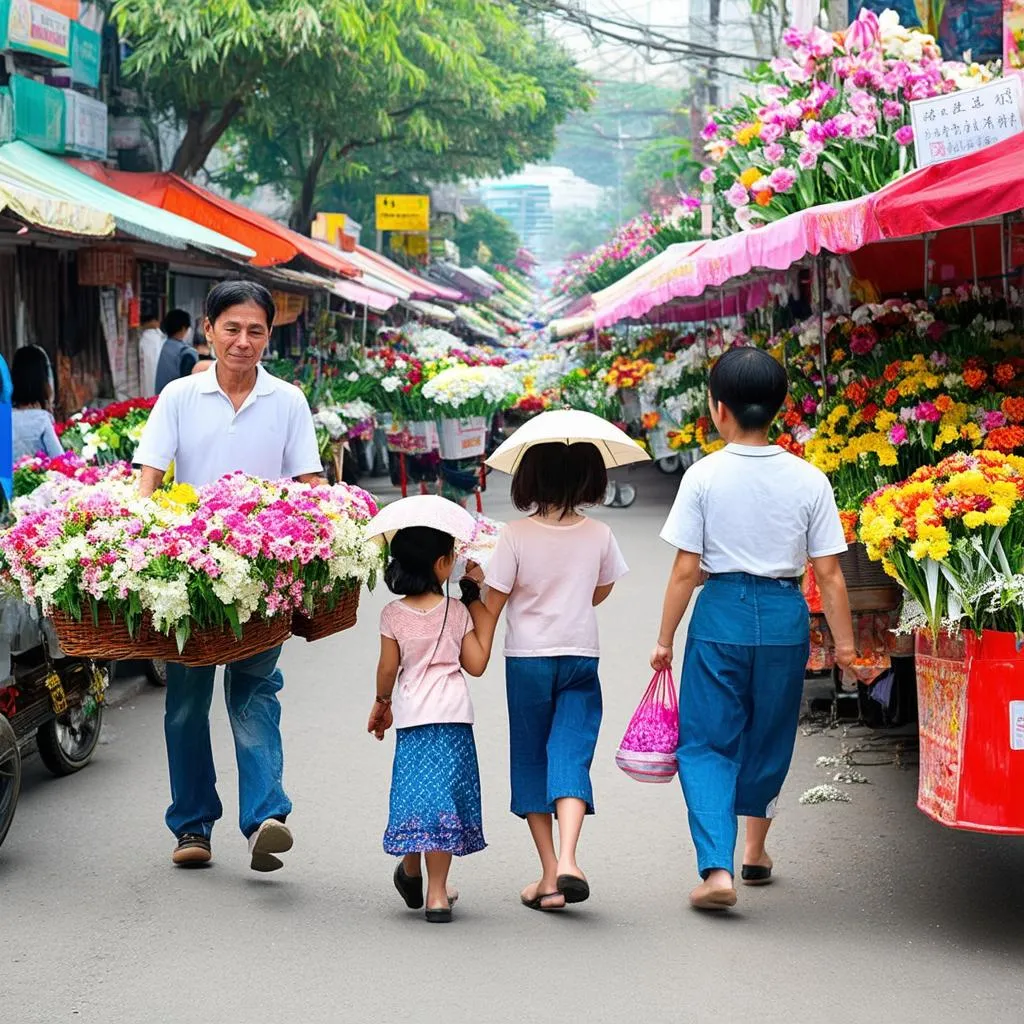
[175,620,190,654]
[225,604,242,640]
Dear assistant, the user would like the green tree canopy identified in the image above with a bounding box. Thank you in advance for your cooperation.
[112,0,401,177]
[211,9,590,233]
[454,207,521,269]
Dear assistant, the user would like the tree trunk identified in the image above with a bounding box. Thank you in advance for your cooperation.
[170,104,210,176]
[169,98,244,179]
[289,138,330,236]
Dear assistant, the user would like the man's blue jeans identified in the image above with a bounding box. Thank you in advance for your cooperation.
[164,644,292,840]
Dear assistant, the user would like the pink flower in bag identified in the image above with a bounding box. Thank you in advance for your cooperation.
[615,670,680,783]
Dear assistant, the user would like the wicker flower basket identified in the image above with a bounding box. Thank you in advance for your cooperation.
[839,542,894,590]
[292,588,361,643]
[49,609,291,667]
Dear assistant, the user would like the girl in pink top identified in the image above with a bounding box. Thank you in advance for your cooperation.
[368,523,496,924]
[485,442,628,912]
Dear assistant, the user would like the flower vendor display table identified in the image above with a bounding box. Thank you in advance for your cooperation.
[915,630,1024,834]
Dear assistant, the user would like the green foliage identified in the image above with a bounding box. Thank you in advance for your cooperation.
[112,0,392,176]
[626,136,702,207]
[454,208,521,269]
[213,8,590,233]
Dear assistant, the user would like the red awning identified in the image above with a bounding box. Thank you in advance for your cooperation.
[873,133,1024,239]
[70,162,358,278]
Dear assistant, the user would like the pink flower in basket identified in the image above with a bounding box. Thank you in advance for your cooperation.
[615,670,679,783]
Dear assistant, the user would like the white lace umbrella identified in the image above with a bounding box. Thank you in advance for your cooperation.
[365,494,477,543]
[487,409,651,474]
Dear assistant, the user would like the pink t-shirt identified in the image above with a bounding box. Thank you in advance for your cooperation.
[485,516,628,658]
[380,598,474,729]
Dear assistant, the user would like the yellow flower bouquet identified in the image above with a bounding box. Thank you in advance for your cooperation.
[860,451,1024,636]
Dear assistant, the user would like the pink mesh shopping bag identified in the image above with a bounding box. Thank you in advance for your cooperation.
[615,670,679,783]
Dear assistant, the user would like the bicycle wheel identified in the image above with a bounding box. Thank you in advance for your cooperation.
[613,483,637,508]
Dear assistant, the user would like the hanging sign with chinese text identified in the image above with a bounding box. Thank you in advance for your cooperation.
[910,76,1024,168]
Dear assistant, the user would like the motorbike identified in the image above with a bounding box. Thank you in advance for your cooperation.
[0,625,166,850]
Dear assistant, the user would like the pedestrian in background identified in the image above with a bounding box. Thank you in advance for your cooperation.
[154,309,197,394]
[368,513,496,924]
[484,442,628,912]
[12,345,62,461]
[138,306,164,398]
[653,347,855,912]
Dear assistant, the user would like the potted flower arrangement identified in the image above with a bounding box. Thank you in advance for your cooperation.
[57,397,158,464]
[859,450,1024,833]
[421,364,518,459]
[0,472,383,663]
[364,348,437,454]
[701,10,993,232]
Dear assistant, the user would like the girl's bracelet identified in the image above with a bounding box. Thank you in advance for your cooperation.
[375,695,392,706]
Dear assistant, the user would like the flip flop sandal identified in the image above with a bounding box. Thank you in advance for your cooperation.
[521,891,564,912]
[556,874,591,905]
[393,862,424,909]
[741,865,773,886]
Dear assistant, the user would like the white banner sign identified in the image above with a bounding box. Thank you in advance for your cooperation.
[99,288,129,399]
[64,91,107,159]
[911,76,1024,168]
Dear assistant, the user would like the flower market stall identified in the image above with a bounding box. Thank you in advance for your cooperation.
[534,10,1024,829]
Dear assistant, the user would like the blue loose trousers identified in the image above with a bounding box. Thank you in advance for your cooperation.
[677,573,810,878]
[506,656,602,817]
[164,644,291,840]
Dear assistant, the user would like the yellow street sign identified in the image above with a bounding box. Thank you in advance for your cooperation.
[375,194,430,233]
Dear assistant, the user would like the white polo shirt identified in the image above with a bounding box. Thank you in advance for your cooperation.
[133,364,322,487]
[660,443,847,578]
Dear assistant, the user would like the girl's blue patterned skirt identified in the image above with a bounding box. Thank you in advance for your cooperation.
[384,723,487,856]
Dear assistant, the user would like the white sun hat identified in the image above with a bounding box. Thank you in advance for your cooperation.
[486,409,651,474]
[364,494,478,543]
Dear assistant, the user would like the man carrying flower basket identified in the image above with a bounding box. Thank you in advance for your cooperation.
[134,281,323,873]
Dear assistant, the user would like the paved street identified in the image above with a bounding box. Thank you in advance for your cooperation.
[3,467,1023,1024]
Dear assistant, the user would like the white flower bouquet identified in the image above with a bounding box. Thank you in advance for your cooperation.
[421,365,519,418]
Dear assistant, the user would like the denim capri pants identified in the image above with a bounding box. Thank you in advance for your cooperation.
[505,656,602,817]
[677,573,810,879]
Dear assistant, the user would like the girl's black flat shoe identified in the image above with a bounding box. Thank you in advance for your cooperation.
[740,864,773,885]
[425,906,453,924]
[394,861,424,909]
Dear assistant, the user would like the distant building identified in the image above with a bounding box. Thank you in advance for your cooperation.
[476,182,554,253]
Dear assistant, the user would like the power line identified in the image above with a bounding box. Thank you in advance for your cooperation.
[517,0,767,63]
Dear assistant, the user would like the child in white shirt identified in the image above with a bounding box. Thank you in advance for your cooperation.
[653,347,855,912]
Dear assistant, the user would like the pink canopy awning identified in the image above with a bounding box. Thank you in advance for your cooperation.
[594,195,878,327]
[334,278,397,313]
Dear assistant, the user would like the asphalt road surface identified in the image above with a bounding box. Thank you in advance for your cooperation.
[3,468,1022,1024]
